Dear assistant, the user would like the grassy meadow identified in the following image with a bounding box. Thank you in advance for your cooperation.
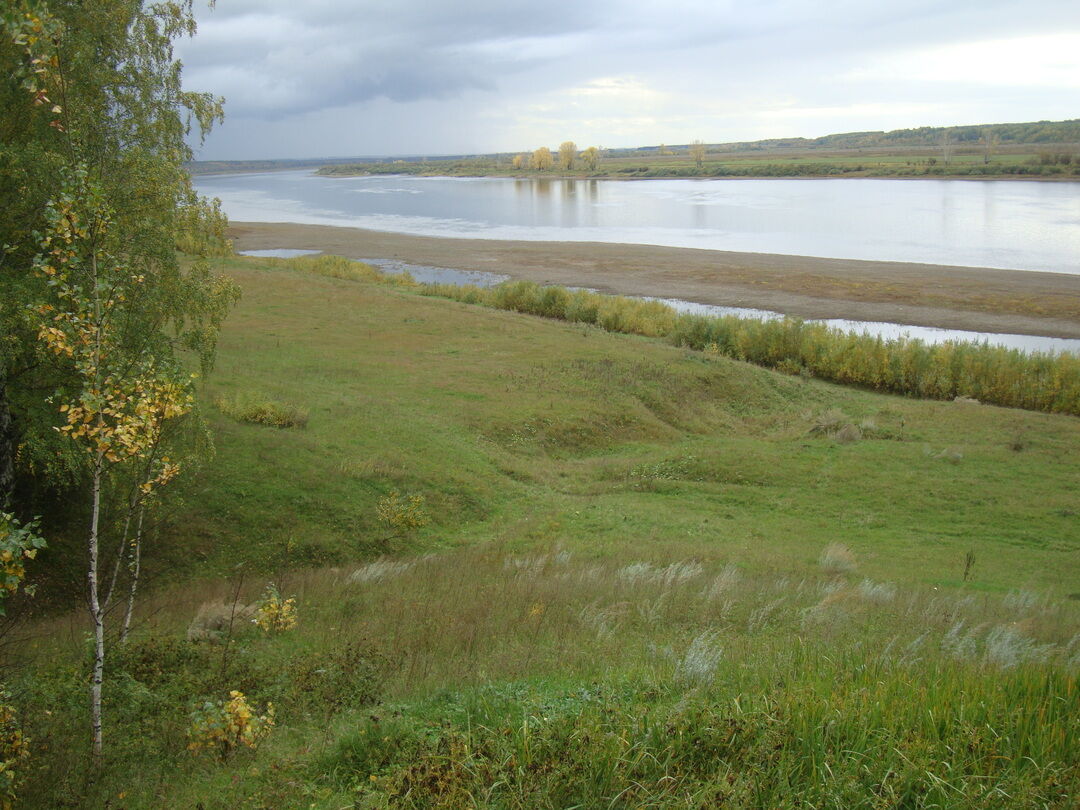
[8,255,1079,807]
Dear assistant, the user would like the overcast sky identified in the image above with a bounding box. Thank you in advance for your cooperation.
[177,0,1080,160]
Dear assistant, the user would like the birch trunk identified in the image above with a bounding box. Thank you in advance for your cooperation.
[88,452,105,757]
[120,504,144,643]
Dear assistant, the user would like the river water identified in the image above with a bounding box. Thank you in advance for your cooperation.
[199,170,1080,274]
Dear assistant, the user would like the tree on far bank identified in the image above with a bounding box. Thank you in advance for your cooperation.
[580,146,601,172]
[531,147,553,171]
[689,140,706,168]
[558,141,577,171]
[982,129,997,164]
[512,153,527,170]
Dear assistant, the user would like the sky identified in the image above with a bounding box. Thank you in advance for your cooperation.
[176,0,1080,161]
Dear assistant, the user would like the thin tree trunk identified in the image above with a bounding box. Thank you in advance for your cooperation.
[103,508,133,612]
[119,503,144,643]
[88,452,105,758]
[0,379,14,511]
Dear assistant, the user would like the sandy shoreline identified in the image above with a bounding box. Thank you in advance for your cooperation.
[229,221,1080,339]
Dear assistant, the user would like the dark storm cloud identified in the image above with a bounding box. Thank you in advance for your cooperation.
[180,0,604,116]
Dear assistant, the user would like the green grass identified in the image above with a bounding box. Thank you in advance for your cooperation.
[148,257,1080,590]
[421,278,1080,415]
[7,254,1079,806]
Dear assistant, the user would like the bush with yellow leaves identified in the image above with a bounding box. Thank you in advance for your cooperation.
[252,585,297,633]
[0,691,30,806]
[375,491,429,537]
[187,690,273,760]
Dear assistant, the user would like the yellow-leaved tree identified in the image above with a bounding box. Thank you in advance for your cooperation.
[4,0,238,758]
[531,146,553,171]
[580,146,601,172]
[558,141,577,171]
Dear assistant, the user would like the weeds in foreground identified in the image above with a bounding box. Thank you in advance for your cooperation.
[11,542,1080,807]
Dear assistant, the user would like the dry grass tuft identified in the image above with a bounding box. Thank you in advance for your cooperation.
[833,423,862,444]
[186,600,257,641]
[819,543,857,575]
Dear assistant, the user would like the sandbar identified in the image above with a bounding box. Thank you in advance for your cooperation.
[229,221,1080,339]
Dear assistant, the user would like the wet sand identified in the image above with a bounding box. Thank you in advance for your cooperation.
[229,221,1080,339]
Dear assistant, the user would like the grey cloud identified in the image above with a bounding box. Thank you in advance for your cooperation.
[180,0,603,116]
[181,0,1080,158]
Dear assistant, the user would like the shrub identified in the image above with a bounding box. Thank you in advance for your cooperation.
[188,690,274,759]
[286,640,387,717]
[376,491,430,536]
[0,692,29,805]
[214,393,308,428]
[253,585,297,634]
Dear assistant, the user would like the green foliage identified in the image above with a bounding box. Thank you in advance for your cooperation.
[0,512,44,612]
[413,276,1080,415]
[319,665,1078,808]
[286,641,387,718]
[5,258,1079,806]
[1,0,238,506]
[187,690,273,760]
[0,690,30,807]
[376,491,430,537]
[214,392,308,429]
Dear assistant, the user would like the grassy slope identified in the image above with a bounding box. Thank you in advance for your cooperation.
[14,256,1080,807]
[177,257,1079,592]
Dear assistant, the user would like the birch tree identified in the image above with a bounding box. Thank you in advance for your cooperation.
[3,0,236,757]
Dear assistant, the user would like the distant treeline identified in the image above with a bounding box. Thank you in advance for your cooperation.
[607,161,1079,178]
[619,120,1080,156]
[316,158,1079,179]
[264,255,1080,416]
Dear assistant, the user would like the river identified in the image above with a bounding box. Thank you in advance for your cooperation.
[196,170,1080,275]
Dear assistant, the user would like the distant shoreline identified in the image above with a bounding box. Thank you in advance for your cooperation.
[312,167,1080,183]
[189,165,1080,181]
[228,221,1080,340]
